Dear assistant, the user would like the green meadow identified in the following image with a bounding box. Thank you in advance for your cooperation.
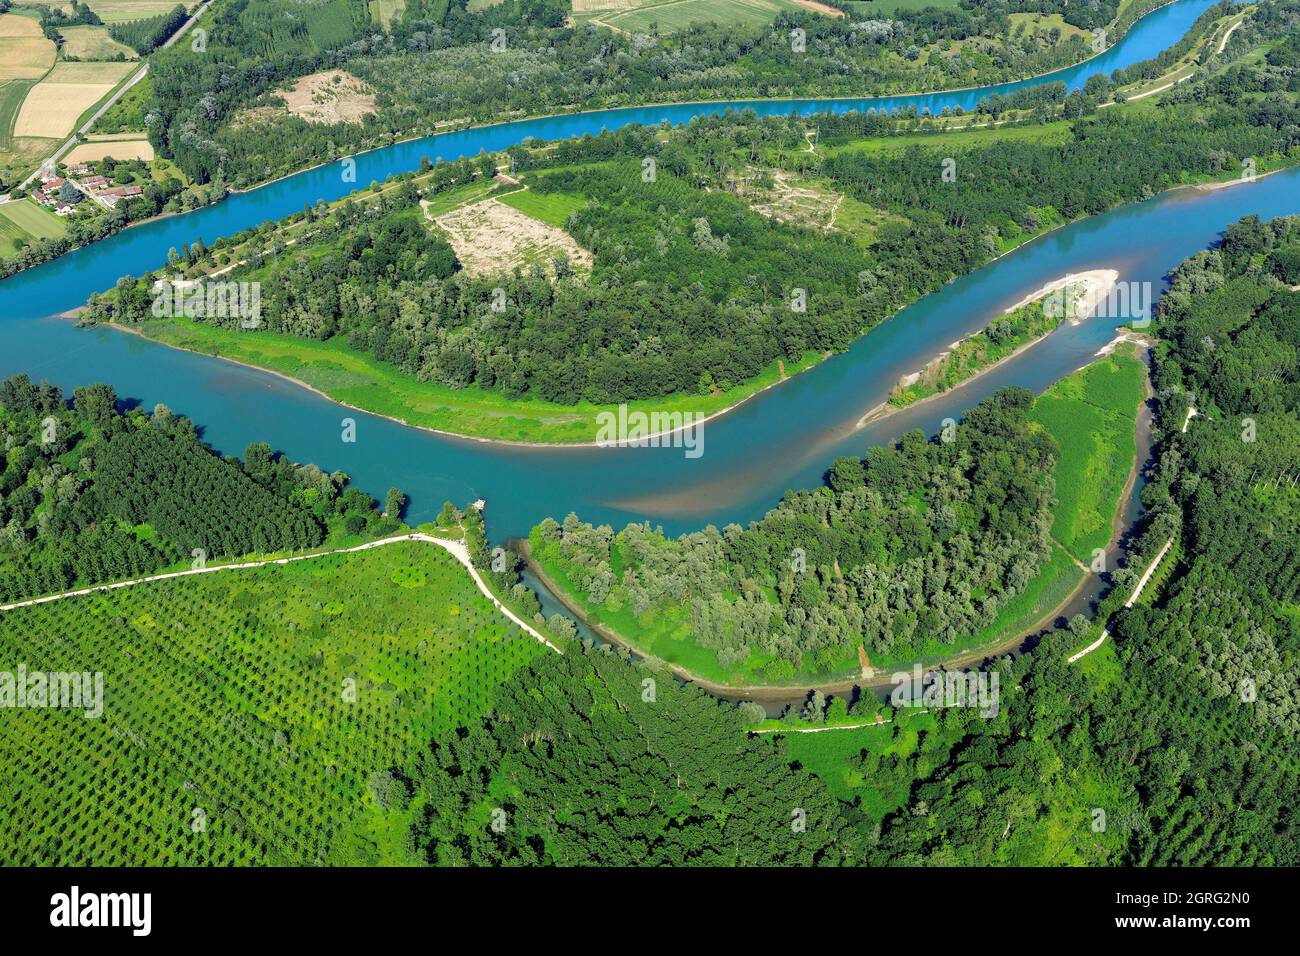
[135,316,822,444]
[1030,347,1147,563]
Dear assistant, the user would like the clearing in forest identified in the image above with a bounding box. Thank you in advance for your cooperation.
[276,71,377,125]
[430,196,593,278]
[734,166,900,245]
[76,0,192,23]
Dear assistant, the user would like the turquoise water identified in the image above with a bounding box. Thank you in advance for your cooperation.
[2,0,1284,545]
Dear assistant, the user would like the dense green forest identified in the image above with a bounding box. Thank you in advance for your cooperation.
[85,24,1300,413]
[874,213,1300,863]
[109,4,189,55]
[532,387,1056,680]
[136,0,1173,188]
[409,644,859,865]
[410,217,1299,866]
[0,375,395,603]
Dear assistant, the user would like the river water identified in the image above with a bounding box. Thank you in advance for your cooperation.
[2,0,1288,550]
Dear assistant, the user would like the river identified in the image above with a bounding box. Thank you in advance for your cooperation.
[0,0,1285,553]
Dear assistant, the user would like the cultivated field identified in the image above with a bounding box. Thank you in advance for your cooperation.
[431,196,592,277]
[0,541,547,866]
[370,0,405,28]
[59,24,138,60]
[83,0,194,23]
[64,135,154,163]
[0,14,56,81]
[0,198,67,238]
[0,136,57,190]
[0,198,67,257]
[738,167,841,231]
[12,61,135,139]
[0,81,35,147]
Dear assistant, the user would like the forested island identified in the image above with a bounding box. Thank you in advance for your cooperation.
[79,7,1300,441]
[883,271,1115,411]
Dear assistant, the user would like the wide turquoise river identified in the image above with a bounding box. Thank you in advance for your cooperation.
[2,0,1293,545]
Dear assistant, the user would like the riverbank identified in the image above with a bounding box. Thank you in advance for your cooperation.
[518,343,1154,706]
[857,269,1119,428]
[102,318,825,447]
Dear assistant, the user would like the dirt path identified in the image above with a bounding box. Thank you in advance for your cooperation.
[1215,17,1243,55]
[524,350,1162,704]
[1066,405,1194,662]
[0,531,562,653]
[1066,534,1174,663]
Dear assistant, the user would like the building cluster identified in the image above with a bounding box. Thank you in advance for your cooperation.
[35,168,144,214]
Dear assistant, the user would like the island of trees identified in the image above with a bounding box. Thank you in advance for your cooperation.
[81,11,1300,440]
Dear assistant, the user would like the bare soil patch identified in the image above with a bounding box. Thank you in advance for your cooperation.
[791,0,844,16]
[277,71,377,125]
[735,166,841,232]
[430,197,592,278]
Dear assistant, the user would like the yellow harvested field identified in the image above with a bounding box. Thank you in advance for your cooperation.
[64,137,154,163]
[84,0,192,23]
[570,0,635,9]
[13,62,134,139]
[0,14,57,81]
[431,197,592,278]
[0,12,46,36]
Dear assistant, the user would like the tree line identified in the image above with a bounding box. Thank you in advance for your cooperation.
[0,374,396,603]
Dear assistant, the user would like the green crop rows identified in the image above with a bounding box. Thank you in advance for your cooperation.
[0,541,546,865]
